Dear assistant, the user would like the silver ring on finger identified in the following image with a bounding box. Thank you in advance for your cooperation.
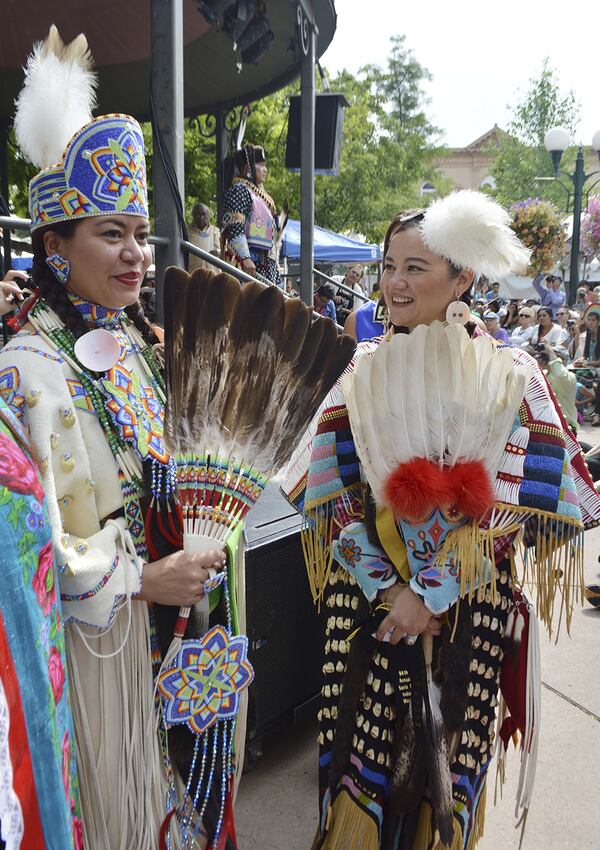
[382,626,397,643]
[403,633,418,646]
[207,567,217,581]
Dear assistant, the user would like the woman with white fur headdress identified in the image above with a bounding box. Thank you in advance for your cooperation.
[282,191,600,850]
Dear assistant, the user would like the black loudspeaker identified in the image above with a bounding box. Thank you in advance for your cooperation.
[285,92,349,176]
[243,484,323,746]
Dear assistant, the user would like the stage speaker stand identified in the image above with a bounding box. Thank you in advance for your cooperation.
[243,483,323,767]
[285,92,350,176]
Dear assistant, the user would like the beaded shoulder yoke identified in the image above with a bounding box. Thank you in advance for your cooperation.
[23,298,173,560]
[231,177,276,215]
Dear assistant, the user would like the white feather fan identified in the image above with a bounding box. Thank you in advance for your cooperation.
[420,190,531,279]
[342,322,533,508]
[14,25,97,169]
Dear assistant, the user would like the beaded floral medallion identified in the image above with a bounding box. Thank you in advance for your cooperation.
[157,625,253,736]
[0,367,25,420]
[102,365,168,464]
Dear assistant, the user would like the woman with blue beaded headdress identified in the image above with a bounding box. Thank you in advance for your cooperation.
[1,26,230,850]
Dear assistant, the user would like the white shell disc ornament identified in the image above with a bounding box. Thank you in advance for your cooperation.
[445,300,470,325]
[74,329,120,371]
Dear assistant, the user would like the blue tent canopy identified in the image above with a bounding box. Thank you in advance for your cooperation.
[281,219,381,263]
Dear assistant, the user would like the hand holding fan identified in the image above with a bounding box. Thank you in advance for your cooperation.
[157,268,355,846]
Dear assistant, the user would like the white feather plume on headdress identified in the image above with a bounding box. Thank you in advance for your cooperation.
[14,25,97,169]
[420,190,531,279]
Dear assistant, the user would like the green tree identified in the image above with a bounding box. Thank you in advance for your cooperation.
[5,36,440,247]
[314,35,440,241]
[490,58,580,209]
[6,129,36,218]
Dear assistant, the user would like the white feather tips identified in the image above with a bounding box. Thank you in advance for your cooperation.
[420,190,531,279]
[343,323,533,505]
[14,25,97,169]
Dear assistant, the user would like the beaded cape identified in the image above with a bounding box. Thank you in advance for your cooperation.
[284,336,600,631]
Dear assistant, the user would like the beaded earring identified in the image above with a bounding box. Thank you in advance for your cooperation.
[45,254,71,286]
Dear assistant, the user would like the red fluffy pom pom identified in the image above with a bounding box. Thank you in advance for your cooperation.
[447,460,495,519]
[383,458,452,521]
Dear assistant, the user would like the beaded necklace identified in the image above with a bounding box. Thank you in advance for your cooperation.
[67,293,125,329]
[232,176,276,214]
[28,297,174,556]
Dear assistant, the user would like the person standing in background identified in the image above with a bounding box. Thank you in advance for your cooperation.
[532,272,566,319]
[221,144,281,286]
[187,202,221,273]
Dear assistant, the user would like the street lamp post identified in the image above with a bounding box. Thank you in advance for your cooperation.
[543,127,600,304]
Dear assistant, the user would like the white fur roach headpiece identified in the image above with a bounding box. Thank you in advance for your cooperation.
[420,190,531,279]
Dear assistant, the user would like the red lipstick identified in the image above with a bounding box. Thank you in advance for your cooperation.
[115,273,140,287]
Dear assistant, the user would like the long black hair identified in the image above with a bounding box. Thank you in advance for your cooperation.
[584,312,600,360]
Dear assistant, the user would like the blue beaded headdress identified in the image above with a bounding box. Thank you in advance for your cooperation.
[28,114,148,232]
[13,26,149,232]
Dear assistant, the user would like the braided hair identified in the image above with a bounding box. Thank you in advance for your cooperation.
[31,220,158,344]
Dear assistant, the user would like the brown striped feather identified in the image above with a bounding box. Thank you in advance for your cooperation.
[162,268,357,474]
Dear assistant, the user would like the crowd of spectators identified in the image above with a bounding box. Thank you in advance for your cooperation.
[472,275,600,434]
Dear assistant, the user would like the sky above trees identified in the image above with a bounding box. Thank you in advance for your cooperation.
[322,0,599,148]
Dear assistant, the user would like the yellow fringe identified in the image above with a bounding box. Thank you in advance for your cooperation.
[313,789,380,850]
[303,491,585,632]
[512,514,585,638]
[433,504,585,636]
[301,506,336,607]
[466,783,487,850]
[433,522,514,608]
[413,783,487,850]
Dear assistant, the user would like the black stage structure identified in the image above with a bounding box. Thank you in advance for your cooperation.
[0,0,337,311]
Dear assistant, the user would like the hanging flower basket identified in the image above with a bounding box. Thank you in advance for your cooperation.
[510,198,566,275]
[581,196,600,261]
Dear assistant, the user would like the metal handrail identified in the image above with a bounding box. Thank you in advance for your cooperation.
[181,240,344,331]
[180,239,264,286]
[0,215,31,231]
[0,218,345,331]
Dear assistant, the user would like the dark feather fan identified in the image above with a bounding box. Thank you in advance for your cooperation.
[162,265,356,641]
[164,266,356,546]
[157,267,355,849]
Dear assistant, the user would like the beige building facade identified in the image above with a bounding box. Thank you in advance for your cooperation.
[434,126,505,191]
[435,125,600,192]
